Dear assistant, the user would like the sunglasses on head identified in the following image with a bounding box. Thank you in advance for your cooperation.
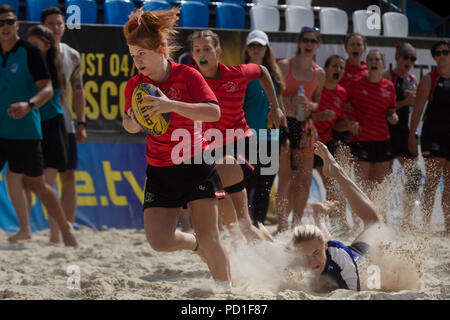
[434,49,450,57]
[401,54,417,62]
[0,19,16,27]
[248,43,265,49]
[301,26,320,33]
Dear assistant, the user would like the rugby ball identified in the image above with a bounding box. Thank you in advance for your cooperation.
[131,83,171,136]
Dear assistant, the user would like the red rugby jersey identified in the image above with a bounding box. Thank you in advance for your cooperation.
[195,62,262,146]
[346,77,397,142]
[339,60,368,88]
[313,85,347,143]
[124,60,218,167]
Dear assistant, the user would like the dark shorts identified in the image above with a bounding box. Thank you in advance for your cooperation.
[348,241,371,257]
[284,116,303,149]
[143,162,225,210]
[211,136,258,181]
[0,139,44,177]
[65,133,78,170]
[41,114,68,172]
[332,129,351,147]
[350,140,394,163]
[314,140,338,169]
[421,133,450,161]
[390,130,416,159]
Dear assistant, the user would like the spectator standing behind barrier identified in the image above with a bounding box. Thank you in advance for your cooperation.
[122,8,232,292]
[311,54,360,232]
[6,25,70,243]
[241,30,286,226]
[347,50,398,216]
[408,40,450,233]
[276,27,325,233]
[189,30,284,242]
[382,43,422,230]
[333,33,368,149]
[0,5,77,246]
[41,7,87,243]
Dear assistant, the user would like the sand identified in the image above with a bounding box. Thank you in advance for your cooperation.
[0,221,448,300]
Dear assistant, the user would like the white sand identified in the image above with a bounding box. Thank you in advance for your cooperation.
[0,223,448,300]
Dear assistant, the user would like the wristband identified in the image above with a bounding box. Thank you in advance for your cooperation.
[77,121,87,128]
[28,101,35,110]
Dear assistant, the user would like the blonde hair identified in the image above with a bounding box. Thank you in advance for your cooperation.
[292,224,326,245]
[123,7,180,59]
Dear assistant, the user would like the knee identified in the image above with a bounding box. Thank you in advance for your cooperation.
[196,230,220,250]
[145,232,173,252]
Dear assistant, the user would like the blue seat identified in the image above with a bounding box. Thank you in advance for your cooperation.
[0,0,19,15]
[142,0,171,12]
[215,3,245,29]
[25,0,59,22]
[184,0,211,5]
[104,0,136,25]
[65,0,97,24]
[179,1,209,28]
[220,0,246,6]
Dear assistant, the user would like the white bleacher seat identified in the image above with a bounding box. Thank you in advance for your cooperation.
[383,12,408,37]
[252,0,278,6]
[353,10,381,36]
[285,6,314,32]
[285,0,311,7]
[319,7,348,34]
[250,5,280,31]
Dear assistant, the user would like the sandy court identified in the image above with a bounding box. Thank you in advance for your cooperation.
[0,222,448,300]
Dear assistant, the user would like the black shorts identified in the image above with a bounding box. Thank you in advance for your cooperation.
[143,162,225,210]
[210,136,258,181]
[390,130,416,159]
[314,140,338,169]
[285,116,303,149]
[41,114,68,172]
[65,133,78,170]
[332,129,351,146]
[350,140,393,163]
[348,241,370,257]
[0,139,44,177]
[421,133,450,161]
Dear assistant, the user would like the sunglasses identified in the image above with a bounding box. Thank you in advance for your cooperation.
[248,43,265,49]
[301,38,319,44]
[301,26,320,33]
[401,54,417,62]
[434,49,450,57]
[0,19,16,27]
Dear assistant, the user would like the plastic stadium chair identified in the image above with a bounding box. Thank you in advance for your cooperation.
[250,4,280,31]
[179,1,209,28]
[220,0,246,6]
[252,0,278,6]
[184,0,211,5]
[319,7,348,34]
[383,12,408,37]
[285,0,311,6]
[352,10,381,36]
[65,0,97,24]
[104,0,136,25]
[0,0,19,15]
[285,5,314,32]
[142,0,171,12]
[25,0,59,22]
[215,3,245,29]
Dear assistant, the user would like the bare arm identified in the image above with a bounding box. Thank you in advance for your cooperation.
[7,79,53,119]
[409,74,431,155]
[70,51,87,143]
[258,65,285,128]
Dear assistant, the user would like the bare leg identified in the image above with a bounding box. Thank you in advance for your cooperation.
[25,175,77,246]
[397,158,421,230]
[291,150,313,226]
[180,209,192,232]
[190,198,231,284]
[60,170,77,223]
[6,169,32,242]
[44,168,61,243]
[442,161,450,233]
[276,143,292,233]
[314,142,385,248]
[421,157,445,230]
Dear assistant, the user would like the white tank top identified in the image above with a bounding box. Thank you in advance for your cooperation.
[59,42,80,134]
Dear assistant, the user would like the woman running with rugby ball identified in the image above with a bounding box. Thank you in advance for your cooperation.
[122,8,231,291]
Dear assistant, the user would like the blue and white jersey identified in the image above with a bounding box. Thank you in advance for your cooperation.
[321,240,363,291]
